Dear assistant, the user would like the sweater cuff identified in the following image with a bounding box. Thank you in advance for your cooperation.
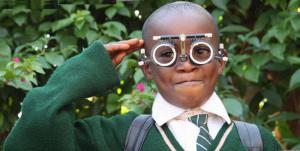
[81,40,120,94]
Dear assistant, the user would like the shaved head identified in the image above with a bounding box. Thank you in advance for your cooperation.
[142,1,219,50]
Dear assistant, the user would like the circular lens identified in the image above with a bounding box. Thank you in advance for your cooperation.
[152,43,176,66]
[190,41,214,65]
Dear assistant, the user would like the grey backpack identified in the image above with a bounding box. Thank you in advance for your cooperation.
[124,115,263,151]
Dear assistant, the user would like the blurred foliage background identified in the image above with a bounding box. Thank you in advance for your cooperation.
[0,0,300,149]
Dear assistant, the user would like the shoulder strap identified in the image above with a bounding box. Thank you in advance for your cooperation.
[124,114,154,151]
[234,121,263,151]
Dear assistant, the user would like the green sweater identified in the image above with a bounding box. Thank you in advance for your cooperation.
[4,41,281,151]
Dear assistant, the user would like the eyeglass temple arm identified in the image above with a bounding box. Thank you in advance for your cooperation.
[217,43,228,62]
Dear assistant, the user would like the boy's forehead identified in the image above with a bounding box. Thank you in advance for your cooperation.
[144,10,218,50]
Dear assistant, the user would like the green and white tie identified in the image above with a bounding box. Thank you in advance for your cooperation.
[188,114,212,151]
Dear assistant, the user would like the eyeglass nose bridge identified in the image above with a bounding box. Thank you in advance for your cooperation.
[179,54,188,62]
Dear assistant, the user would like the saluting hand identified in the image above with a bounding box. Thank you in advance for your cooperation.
[104,38,144,66]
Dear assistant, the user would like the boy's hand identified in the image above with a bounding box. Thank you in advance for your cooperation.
[104,38,144,66]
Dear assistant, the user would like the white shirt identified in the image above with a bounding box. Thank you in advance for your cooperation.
[152,92,232,151]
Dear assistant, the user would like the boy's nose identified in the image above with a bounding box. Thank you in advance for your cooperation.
[175,56,198,72]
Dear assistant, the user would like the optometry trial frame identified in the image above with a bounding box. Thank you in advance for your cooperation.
[138,33,228,67]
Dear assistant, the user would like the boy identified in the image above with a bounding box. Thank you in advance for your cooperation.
[4,1,280,151]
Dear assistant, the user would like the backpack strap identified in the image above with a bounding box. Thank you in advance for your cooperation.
[234,121,263,151]
[124,114,154,151]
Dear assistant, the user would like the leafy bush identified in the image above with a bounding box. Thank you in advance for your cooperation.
[0,0,300,149]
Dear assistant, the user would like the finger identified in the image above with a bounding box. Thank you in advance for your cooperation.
[119,38,140,46]
[105,43,130,53]
[113,52,126,65]
[125,39,145,54]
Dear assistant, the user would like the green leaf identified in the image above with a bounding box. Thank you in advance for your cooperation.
[31,61,45,74]
[212,0,229,11]
[118,59,137,76]
[45,52,64,66]
[0,40,11,68]
[270,43,286,60]
[14,14,27,26]
[13,78,33,90]
[75,18,85,30]
[106,93,120,113]
[38,22,52,32]
[211,9,224,23]
[236,0,251,10]
[134,69,144,83]
[220,25,250,33]
[55,32,77,49]
[254,12,270,33]
[232,64,244,77]
[287,56,300,64]
[268,112,300,122]
[102,21,127,40]
[129,30,142,39]
[288,69,300,91]
[262,89,282,108]
[290,16,300,31]
[37,56,51,69]
[61,4,75,14]
[251,54,270,68]
[0,113,3,127]
[292,144,300,149]
[0,26,9,38]
[86,30,99,45]
[74,24,89,38]
[247,37,260,47]
[223,97,243,117]
[52,17,74,32]
[118,7,131,17]
[244,65,259,82]
[274,27,289,43]
[288,0,300,10]
[105,7,117,19]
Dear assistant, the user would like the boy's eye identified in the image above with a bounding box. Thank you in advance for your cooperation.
[194,47,209,55]
[159,50,174,58]
[192,45,211,61]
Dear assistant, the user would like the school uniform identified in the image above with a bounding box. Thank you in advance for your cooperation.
[4,41,281,151]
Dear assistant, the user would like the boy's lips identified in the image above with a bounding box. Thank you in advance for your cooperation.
[174,80,203,87]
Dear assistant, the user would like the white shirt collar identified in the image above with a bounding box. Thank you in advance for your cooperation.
[152,92,231,126]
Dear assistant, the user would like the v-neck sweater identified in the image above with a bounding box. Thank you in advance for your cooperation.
[4,40,281,151]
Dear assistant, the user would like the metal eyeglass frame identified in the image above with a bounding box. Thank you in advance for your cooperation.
[138,33,228,67]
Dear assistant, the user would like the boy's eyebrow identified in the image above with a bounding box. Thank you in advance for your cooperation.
[153,33,212,41]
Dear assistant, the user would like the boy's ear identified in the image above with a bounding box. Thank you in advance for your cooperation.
[217,48,228,74]
[141,64,153,81]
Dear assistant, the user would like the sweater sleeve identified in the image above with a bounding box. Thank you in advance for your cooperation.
[3,40,124,151]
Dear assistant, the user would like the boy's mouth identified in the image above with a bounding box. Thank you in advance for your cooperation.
[175,80,203,87]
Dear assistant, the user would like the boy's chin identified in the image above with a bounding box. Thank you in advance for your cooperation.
[172,92,209,109]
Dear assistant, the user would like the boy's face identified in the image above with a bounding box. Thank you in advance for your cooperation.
[142,10,226,109]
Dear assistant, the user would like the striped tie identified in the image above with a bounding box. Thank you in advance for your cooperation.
[188,114,212,151]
